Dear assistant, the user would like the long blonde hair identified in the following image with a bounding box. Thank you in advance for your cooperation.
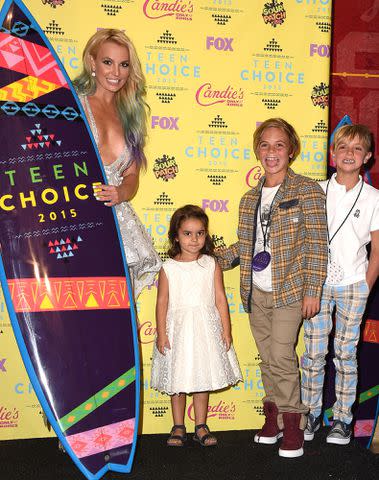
[73,29,149,169]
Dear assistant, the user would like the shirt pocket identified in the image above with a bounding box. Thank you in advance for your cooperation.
[277,199,302,228]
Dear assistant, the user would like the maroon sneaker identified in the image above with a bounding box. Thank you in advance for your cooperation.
[254,401,283,444]
[278,412,304,458]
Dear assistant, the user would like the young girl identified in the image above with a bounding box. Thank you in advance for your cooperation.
[151,205,242,447]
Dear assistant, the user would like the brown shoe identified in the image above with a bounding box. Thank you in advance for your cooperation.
[193,424,217,447]
[254,401,283,444]
[278,413,304,458]
[167,425,187,447]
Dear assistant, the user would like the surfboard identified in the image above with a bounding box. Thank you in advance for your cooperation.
[0,1,140,478]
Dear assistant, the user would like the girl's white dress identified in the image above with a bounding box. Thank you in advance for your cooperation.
[151,255,242,395]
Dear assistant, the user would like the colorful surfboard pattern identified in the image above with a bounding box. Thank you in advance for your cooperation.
[0,1,140,478]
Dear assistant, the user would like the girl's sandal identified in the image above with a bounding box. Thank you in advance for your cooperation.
[167,424,187,447]
[193,424,218,447]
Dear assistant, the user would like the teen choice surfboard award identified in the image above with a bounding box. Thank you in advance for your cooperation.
[0,1,140,478]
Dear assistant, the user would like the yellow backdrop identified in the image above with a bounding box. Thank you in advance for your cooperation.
[0,0,332,439]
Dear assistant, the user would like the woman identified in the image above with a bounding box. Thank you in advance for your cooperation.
[73,29,161,298]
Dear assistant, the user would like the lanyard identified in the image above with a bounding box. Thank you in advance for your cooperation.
[325,178,363,245]
[258,183,281,251]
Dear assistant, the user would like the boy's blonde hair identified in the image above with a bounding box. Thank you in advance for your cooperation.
[332,124,373,152]
[253,118,301,160]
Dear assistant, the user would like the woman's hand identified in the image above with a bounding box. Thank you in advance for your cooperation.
[156,333,170,355]
[94,164,140,206]
[94,184,122,207]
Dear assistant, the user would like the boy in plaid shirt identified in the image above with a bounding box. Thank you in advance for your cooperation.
[301,124,379,445]
[217,118,328,457]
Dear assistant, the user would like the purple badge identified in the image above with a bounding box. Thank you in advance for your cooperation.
[252,251,271,272]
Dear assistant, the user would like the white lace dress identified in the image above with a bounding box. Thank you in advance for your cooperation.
[81,95,162,298]
[151,255,242,395]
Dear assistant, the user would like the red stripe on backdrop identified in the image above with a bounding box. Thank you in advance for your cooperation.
[330,0,379,187]
[327,0,379,448]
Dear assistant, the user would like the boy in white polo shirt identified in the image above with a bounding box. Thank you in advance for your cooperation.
[301,124,379,445]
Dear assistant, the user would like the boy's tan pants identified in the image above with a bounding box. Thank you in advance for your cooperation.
[249,287,308,418]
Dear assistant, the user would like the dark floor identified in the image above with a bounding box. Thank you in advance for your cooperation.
[0,428,378,480]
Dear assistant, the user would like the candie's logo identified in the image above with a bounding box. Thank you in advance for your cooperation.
[195,83,244,107]
[311,82,329,109]
[138,321,156,344]
[188,400,236,421]
[0,405,19,428]
[262,0,286,27]
[246,165,264,188]
[143,0,193,21]
[153,154,179,181]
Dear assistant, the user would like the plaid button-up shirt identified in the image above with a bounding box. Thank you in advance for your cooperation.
[217,168,328,312]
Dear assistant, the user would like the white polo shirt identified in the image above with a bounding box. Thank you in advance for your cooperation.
[320,174,379,286]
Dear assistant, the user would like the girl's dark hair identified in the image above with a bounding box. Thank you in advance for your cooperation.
[167,205,215,259]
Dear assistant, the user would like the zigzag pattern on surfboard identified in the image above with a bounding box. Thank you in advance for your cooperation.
[7,276,130,311]
[0,150,86,165]
[0,32,68,87]
[0,74,62,101]
[11,221,104,239]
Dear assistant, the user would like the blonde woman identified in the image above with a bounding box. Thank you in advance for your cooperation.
[74,29,161,298]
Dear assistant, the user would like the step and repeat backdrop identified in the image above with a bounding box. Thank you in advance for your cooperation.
[0,0,331,440]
